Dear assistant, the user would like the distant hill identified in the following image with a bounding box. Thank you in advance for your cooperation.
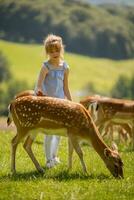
[86,0,134,6]
[0,0,134,59]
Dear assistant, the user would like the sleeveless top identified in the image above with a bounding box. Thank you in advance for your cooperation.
[35,61,69,99]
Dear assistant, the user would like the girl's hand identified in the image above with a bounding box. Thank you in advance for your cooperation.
[36,90,44,96]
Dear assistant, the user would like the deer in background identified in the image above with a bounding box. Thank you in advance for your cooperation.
[80,95,134,148]
[102,121,131,143]
[7,93,123,178]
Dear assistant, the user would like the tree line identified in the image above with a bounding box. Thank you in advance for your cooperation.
[0,52,29,115]
[0,0,134,59]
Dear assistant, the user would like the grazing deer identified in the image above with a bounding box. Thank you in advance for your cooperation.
[102,121,131,143]
[7,94,123,178]
[80,95,134,148]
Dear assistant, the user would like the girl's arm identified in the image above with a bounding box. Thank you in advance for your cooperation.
[63,68,72,101]
[36,65,48,95]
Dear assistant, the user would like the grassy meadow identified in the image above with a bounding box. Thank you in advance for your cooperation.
[1,39,134,101]
[0,130,134,200]
[0,40,134,199]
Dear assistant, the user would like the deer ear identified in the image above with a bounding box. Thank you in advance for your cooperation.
[104,148,111,158]
[111,141,118,153]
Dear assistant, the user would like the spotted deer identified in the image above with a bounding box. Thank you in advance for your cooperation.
[80,95,134,148]
[7,94,123,178]
[102,121,131,143]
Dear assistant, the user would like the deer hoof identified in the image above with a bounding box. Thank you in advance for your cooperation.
[38,167,44,174]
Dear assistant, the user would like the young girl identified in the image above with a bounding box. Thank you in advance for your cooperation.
[35,34,72,168]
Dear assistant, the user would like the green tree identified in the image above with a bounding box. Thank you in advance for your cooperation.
[111,75,131,99]
[1,80,29,115]
[0,51,11,82]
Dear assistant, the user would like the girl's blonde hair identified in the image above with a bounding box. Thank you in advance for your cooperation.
[43,34,64,58]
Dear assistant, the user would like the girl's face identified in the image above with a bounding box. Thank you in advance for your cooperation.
[48,47,61,60]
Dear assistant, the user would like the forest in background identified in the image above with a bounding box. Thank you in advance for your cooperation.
[0,0,134,59]
[0,0,134,115]
[87,0,134,6]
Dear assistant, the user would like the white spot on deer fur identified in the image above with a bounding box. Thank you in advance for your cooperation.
[23,106,27,111]
[39,117,63,125]
[20,120,32,127]
[28,117,32,120]
[25,121,33,127]
[19,121,23,125]
[28,108,31,111]
[82,122,86,126]
[35,104,39,107]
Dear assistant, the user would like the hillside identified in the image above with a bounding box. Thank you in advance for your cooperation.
[87,0,134,6]
[0,0,134,59]
[0,40,134,101]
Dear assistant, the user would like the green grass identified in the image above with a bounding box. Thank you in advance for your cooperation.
[0,130,134,200]
[1,40,134,199]
[1,40,134,101]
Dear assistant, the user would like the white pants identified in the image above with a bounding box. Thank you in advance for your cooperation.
[44,135,60,161]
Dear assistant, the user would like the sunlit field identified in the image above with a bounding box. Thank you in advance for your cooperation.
[1,40,134,101]
[0,129,134,200]
[0,39,134,199]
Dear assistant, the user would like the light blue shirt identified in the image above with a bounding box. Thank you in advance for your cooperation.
[35,61,69,99]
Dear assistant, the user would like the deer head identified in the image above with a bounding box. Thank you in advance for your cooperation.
[104,147,123,178]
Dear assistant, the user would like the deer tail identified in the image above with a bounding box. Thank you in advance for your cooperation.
[7,104,12,126]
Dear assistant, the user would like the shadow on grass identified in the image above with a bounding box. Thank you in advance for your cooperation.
[0,169,110,182]
[50,171,110,182]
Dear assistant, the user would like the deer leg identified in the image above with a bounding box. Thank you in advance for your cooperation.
[68,138,74,170]
[132,125,134,150]
[109,125,114,142]
[102,127,108,139]
[118,129,122,144]
[126,125,132,146]
[23,136,44,173]
[11,133,22,174]
[98,124,104,135]
[68,134,87,174]
[120,128,127,143]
